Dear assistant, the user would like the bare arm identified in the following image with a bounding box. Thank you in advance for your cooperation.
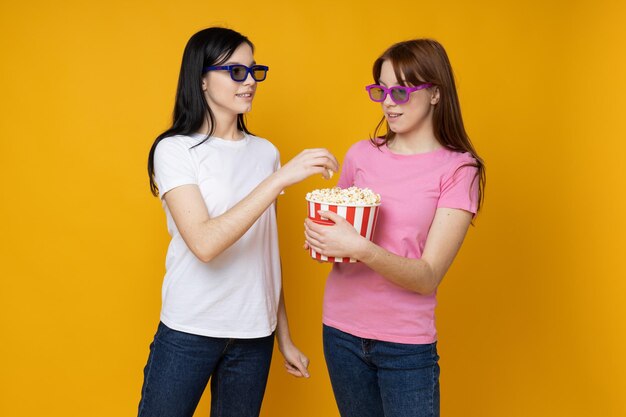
[165,148,338,262]
[304,208,473,295]
[276,287,310,378]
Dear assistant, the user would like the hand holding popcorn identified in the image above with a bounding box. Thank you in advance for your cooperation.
[305,187,381,263]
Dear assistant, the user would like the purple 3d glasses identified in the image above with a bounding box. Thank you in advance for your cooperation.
[365,83,433,104]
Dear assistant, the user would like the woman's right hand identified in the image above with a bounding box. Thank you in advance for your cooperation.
[274,148,339,187]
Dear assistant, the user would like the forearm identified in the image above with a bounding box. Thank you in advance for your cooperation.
[276,288,301,355]
[306,208,472,295]
[275,286,310,378]
[171,147,338,263]
[275,288,292,348]
[357,240,440,295]
[192,174,284,262]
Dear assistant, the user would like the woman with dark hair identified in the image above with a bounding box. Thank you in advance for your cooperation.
[304,39,485,417]
[139,27,338,417]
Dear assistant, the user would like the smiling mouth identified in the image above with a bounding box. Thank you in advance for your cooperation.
[236,92,254,98]
[387,113,402,119]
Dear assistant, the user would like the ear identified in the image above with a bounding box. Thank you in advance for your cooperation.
[201,75,208,92]
[431,86,440,105]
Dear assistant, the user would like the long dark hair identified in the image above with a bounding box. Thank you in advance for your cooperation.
[371,39,486,211]
[148,27,254,196]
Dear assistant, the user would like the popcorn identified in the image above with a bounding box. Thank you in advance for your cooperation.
[306,186,381,206]
[306,186,382,263]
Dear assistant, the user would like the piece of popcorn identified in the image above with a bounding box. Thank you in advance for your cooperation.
[306,186,381,205]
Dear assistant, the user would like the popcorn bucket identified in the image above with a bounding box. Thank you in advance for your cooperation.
[306,199,381,263]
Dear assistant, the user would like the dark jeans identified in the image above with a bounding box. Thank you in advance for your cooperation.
[138,322,274,417]
[323,324,440,417]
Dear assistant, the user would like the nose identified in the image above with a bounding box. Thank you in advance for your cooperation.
[242,71,256,86]
[382,92,396,107]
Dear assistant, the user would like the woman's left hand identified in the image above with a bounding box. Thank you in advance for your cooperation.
[304,211,367,259]
[279,341,310,378]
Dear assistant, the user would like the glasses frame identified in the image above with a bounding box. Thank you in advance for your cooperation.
[202,64,270,82]
[365,83,433,104]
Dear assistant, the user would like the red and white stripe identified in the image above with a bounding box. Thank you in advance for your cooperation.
[307,201,380,263]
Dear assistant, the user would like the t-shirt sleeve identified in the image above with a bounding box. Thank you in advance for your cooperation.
[336,145,356,188]
[153,139,197,199]
[438,155,479,214]
[273,145,286,196]
[273,145,281,172]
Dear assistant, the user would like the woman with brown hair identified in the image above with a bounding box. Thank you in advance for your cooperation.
[305,39,485,417]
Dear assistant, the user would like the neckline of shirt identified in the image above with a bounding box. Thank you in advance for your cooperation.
[381,143,449,158]
[190,132,250,147]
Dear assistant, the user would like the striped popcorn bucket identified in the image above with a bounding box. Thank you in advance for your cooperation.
[306,198,381,263]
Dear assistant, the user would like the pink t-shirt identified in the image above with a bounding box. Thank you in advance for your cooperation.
[323,139,479,344]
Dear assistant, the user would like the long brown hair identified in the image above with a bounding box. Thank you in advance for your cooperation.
[371,39,485,211]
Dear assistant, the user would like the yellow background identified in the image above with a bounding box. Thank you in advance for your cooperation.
[1,0,625,416]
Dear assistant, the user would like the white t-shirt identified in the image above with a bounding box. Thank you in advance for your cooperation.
[153,133,282,338]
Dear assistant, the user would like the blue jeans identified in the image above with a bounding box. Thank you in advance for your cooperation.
[323,324,440,417]
[138,322,274,417]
